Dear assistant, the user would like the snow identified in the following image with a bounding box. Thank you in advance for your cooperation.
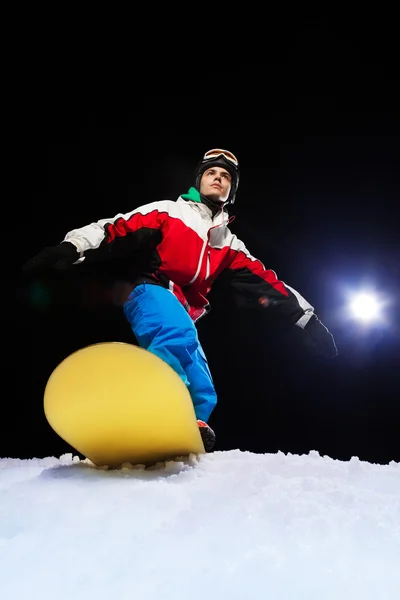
[1,449,399,600]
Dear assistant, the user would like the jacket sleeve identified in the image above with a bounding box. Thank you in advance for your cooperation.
[62,200,170,263]
[225,235,338,358]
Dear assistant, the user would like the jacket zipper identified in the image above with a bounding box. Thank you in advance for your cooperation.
[188,238,207,284]
[205,251,210,279]
[188,206,225,285]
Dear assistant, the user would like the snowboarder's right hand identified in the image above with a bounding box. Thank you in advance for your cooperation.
[22,242,80,275]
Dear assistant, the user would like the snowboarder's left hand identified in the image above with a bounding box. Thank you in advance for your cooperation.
[304,314,338,359]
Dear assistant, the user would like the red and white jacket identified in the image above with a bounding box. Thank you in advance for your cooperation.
[63,196,314,326]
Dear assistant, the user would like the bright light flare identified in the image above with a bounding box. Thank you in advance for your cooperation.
[348,292,384,323]
[348,290,391,325]
[334,280,395,337]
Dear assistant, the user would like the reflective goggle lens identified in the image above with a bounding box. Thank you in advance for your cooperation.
[203,148,239,167]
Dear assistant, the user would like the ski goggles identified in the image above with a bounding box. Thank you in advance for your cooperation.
[202,148,239,168]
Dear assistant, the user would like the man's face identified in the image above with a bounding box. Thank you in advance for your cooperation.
[200,166,231,203]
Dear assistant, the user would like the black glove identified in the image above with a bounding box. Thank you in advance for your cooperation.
[304,314,338,359]
[22,242,80,275]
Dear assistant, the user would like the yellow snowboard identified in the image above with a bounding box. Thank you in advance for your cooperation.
[44,342,205,468]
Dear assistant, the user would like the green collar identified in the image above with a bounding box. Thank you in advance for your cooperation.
[181,187,201,203]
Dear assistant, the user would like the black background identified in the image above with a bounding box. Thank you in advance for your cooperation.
[6,18,399,465]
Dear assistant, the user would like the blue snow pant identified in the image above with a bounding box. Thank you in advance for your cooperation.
[123,282,217,422]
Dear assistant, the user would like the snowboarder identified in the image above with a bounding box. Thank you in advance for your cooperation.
[23,148,338,452]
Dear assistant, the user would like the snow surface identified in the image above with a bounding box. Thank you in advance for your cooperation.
[1,449,399,600]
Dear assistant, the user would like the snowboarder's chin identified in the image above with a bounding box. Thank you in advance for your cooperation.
[204,192,227,204]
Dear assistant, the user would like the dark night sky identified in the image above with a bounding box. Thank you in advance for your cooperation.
[7,19,400,465]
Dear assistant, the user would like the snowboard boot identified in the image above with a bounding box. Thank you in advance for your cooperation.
[197,420,216,453]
